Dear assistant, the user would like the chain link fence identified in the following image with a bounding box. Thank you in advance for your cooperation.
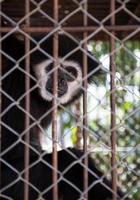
[0,0,140,199]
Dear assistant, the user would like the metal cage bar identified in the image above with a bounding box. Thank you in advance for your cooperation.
[83,1,88,199]
[0,25,139,34]
[24,0,30,199]
[52,0,59,199]
[110,1,117,200]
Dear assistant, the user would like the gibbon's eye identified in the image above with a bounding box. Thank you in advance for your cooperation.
[45,62,53,72]
[45,69,68,98]
[65,66,78,82]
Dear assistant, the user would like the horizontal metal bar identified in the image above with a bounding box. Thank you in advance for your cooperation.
[0,25,139,33]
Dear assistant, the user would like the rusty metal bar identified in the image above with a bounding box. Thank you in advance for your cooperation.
[0,25,139,33]
[75,101,82,149]
[110,1,117,200]
[52,0,59,200]
[24,0,30,199]
[83,1,88,199]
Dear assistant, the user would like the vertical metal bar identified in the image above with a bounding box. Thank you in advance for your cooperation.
[110,1,117,200]
[75,101,82,149]
[83,1,88,199]
[24,0,30,199]
[52,0,59,199]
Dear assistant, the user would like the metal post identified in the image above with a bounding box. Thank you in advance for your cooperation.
[52,0,59,199]
[75,101,82,149]
[110,1,117,200]
[83,1,88,199]
[24,0,30,199]
[0,25,139,33]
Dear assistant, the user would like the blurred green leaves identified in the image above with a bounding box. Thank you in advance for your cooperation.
[60,40,140,199]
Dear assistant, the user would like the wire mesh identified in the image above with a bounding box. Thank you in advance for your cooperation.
[0,0,140,200]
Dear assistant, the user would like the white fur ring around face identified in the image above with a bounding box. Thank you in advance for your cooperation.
[34,59,82,104]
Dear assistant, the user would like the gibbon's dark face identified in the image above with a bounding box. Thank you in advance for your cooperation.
[31,34,102,105]
[34,59,82,104]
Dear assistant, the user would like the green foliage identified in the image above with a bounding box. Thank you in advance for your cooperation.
[61,40,140,199]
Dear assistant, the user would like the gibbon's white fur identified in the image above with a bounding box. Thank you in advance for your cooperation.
[34,58,82,104]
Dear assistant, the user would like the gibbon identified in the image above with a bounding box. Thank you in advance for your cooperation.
[1,33,124,199]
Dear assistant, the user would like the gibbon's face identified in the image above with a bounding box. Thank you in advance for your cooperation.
[34,59,82,104]
[32,34,102,105]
